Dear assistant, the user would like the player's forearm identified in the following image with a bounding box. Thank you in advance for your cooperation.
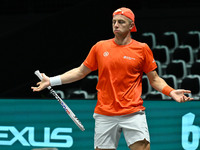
[60,63,92,85]
[60,67,86,84]
[147,71,168,93]
[149,75,174,97]
[150,76,168,92]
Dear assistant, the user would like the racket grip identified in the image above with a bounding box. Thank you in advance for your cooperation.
[34,70,51,90]
[34,70,43,80]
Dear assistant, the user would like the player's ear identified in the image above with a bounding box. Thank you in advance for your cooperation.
[129,22,134,31]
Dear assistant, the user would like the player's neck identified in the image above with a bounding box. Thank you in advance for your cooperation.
[114,33,132,45]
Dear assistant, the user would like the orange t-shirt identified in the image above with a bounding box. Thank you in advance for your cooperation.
[83,38,157,116]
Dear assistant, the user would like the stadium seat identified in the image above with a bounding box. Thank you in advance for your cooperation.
[145,91,166,100]
[182,31,200,51]
[172,45,194,67]
[142,32,156,49]
[142,75,152,99]
[180,75,200,99]
[191,60,200,75]
[54,90,65,99]
[165,60,187,82]
[81,75,98,93]
[196,49,200,60]
[67,75,98,99]
[67,90,89,99]
[155,60,162,76]
[162,74,178,89]
[152,45,170,68]
[66,75,98,99]
[161,31,179,52]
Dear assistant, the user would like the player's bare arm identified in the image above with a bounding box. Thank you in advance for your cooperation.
[61,63,92,84]
[146,70,194,102]
[146,70,168,92]
[31,63,91,92]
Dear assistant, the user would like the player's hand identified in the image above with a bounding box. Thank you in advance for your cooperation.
[169,89,194,103]
[31,73,50,92]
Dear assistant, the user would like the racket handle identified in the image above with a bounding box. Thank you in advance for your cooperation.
[34,70,43,80]
[34,70,51,90]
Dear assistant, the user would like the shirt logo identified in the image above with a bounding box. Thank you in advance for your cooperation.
[103,51,109,57]
[123,56,135,60]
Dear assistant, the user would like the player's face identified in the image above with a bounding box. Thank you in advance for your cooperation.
[112,15,133,35]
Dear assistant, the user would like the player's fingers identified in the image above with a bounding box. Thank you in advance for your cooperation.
[36,82,41,86]
[177,95,187,103]
[41,73,45,77]
[182,97,188,102]
[32,85,43,92]
[31,86,39,92]
[189,97,194,101]
[180,95,193,102]
[184,96,194,101]
[37,81,41,86]
[180,96,185,102]
[41,73,48,79]
[182,90,191,94]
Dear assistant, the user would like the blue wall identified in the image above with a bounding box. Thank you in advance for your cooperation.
[0,99,199,150]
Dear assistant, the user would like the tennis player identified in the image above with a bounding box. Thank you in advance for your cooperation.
[32,7,193,150]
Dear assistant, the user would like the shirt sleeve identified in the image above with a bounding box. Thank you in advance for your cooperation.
[83,43,98,71]
[142,43,157,73]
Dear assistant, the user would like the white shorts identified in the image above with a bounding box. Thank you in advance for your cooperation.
[93,111,150,149]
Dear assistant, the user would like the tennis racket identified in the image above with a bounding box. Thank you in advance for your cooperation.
[34,70,85,131]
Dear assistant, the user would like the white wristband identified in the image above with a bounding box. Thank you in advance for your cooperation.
[50,75,62,86]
